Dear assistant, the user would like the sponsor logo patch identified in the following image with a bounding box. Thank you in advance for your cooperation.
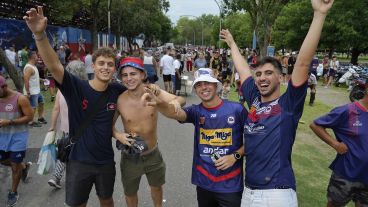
[5,104,14,111]
[199,128,232,146]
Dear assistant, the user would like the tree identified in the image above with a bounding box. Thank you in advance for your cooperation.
[224,0,290,57]
[112,0,172,51]
[174,14,221,47]
[0,49,23,91]
[222,12,252,48]
[273,0,368,64]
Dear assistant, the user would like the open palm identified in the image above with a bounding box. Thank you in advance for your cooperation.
[23,6,48,34]
[311,0,334,14]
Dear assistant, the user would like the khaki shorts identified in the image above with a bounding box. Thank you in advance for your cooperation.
[120,147,166,196]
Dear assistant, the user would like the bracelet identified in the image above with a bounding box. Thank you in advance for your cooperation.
[32,32,47,41]
[9,119,15,125]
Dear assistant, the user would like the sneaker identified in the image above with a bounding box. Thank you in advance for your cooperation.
[21,162,32,182]
[7,191,19,207]
[38,117,47,124]
[29,122,42,127]
[48,178,62,189]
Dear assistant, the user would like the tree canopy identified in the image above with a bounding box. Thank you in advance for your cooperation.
[273,0,368,64]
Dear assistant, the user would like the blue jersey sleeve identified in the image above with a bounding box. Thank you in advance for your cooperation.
[314,105,348,129]
[182,105,197,124]
[241,77,260,109]
[281,80,308,116]
[239,105,247,127]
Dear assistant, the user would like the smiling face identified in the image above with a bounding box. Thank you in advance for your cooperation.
[120,66,146,90]
[194,81,218,102]
[254,63,282,101]
[92,56,116,83]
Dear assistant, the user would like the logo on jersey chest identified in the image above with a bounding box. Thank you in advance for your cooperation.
[352,120,362,127]
[107,103,116,111]
[199,128,232,146]
[202,147,229,155]
[248,98,280,122]
[5,104,14,111]
[245,123,265,134]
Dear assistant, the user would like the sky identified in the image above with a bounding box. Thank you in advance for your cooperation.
[166,0,220,24]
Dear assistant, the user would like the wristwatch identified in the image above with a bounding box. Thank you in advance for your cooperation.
[233,151,242,160]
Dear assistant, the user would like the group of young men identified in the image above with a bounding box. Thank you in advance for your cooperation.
[1,0,366,206]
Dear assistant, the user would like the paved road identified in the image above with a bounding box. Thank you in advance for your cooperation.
[0,76,200,207]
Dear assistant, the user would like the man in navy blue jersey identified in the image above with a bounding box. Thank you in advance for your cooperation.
[24,7,127,207]
[151,68,246,207]
[310,82,368,207]
[220,0,334,206]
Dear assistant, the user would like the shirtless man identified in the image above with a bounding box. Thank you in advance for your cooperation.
[112,57,185,207]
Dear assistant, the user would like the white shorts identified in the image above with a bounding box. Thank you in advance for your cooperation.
[241,186,298,207]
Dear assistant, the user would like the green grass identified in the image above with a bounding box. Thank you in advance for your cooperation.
[229,86,355,207]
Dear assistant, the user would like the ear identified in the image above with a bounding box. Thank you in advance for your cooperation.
[278,73,283,82]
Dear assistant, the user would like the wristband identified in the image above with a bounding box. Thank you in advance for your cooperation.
[9,119,15,125]
[32,32,47,41]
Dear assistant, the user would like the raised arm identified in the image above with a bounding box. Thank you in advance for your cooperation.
[23,6,64,84]
[141,85,187,121]
[292,0,334,86]
[220,29,252,85]
[23,66,34,97]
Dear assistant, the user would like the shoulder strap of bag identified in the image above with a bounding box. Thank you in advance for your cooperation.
[71,88,110,143]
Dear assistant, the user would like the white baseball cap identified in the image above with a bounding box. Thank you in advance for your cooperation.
[191,68,222,93]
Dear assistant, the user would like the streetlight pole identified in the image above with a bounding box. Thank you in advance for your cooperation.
[214,0,222,49]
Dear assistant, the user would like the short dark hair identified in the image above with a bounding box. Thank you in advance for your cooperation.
[92,47,116,63]
[255,56,283,74]
[28,51,37,59]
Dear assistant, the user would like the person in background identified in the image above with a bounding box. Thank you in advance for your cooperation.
[0,75,33,206]
[326,55,339,88]
[23,51,47,127]
[308,72,317,106]
[310,81,368,207]
[221,79,231,100]
[322,55,329,86]
[160,47,174,93]
[194,53,207,71]
[85,50,94,80]
[173,54,182,95]
[143,50,159,84]
[47,56,88,189]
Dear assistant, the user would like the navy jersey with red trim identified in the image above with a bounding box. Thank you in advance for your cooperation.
[182,100,246,193]
[241,77,307,190]
[314,102,368,184]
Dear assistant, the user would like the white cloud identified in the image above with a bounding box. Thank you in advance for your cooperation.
[166,0,220,24]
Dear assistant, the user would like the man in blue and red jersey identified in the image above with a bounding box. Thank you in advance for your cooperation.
[220,0,334,206]
[310,82,368,207]
[152,68,246,207]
